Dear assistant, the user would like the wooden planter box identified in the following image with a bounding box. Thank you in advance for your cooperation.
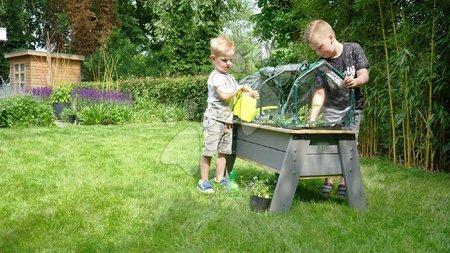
[227,122,366,212]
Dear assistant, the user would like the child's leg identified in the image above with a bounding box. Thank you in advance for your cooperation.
[200,155,212,181]
[215,153,227,180]
[216,123,232,181]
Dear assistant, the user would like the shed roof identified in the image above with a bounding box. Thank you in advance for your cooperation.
[4,50,85,61]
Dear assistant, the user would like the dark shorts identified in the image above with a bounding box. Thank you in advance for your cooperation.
[343,109,363,143]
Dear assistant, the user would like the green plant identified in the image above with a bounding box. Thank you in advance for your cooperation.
[120,76,208,121]
[247,174,276,198]
[51,86,72,103]
[297,104,310,122]
[0,95,55,127]
[106,103,133,125]
[78,103,107,125]
[61,107,77,122]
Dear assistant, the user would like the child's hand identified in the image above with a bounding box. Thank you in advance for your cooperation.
[241,85,252,93]
[241,85,259,99]
[249,90,259,99]
[343,76,358,88]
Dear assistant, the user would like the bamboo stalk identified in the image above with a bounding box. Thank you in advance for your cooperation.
[404,60,412,167]
[425,0,436,170]
[378,0,397,163]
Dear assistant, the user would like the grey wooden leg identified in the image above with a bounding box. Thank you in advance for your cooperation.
[338,135,366,210]
[226,154,236,176]
[270,137,308,212]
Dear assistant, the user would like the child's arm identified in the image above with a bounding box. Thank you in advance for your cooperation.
[216,84,259,101]
[343,68,369,89]
[309,88,325,122]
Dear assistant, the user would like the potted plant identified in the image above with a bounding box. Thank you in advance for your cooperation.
[51,86,71,120]
[61,107,77,124]
[248,175,276,212]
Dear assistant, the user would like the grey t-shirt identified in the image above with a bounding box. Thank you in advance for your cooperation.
[203,70,238,123]
[316,42,370,111]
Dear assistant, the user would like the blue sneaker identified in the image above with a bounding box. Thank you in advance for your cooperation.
[197,180,214,193]
[214,177,229,186]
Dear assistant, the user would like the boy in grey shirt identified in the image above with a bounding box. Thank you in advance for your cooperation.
[198,34,259,193]
[304,20,370,197]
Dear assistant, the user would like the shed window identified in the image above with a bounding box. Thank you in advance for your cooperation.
[14,63,25,87]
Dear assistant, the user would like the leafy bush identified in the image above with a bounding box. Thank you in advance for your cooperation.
[61,107,78,122]
[72,75,209,122]
[0,103,7,127]
[119,76,208,121]
[106,103,133,125]
[131,98,161,123]
[78,103,108,125]
[0,95,55,127]
[51,86,72,103]
[130,97,185,124]
[77,103,134,125]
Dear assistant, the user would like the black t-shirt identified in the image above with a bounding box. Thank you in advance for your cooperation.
[322,42,370,110]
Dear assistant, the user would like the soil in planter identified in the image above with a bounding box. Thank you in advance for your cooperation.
[250,195,272,212]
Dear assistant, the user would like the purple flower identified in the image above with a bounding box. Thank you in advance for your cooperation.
[71,88,131,104]
[29,86,52,99]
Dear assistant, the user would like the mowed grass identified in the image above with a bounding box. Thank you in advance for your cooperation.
[0,123,448,252]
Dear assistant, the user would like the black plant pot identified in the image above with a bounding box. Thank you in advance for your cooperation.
[52,102,67,120]
[67,115,76,124]
[250,195,272,212]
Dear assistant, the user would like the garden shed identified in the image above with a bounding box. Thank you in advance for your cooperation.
[3,50,85,90]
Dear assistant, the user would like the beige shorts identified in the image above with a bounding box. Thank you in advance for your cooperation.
[202,117,233,156]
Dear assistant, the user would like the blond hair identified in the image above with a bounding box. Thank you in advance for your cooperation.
[303,20,335,44]
[210,34,234,56]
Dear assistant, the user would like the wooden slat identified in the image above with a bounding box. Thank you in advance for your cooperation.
[235,121,356,134]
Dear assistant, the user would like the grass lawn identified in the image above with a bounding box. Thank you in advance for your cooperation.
[0,122,448,252]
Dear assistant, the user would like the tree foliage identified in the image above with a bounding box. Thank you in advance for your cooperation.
[253,0,449,171]
[139,0,243,76]
[0,0,45,78]
[45,0,70,52]
[66,0,117,55]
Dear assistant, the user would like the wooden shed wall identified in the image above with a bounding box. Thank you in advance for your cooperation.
[8,55,82,89]
[29,56,82,87]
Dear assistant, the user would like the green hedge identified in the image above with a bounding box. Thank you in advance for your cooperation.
[120,76,208,121]
[76,76,209,121]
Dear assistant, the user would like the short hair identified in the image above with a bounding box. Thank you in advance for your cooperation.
[303,20,335,44]
[210,34,234,56]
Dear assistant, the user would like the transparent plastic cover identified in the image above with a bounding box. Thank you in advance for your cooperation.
[236,60,355,129]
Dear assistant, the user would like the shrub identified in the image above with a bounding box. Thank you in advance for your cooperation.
[61,107,78,122]
[73,75,210,122]
[51,86,72,103]
[78,103,108,125]
[120,76,208,121]
[77,102,134,125]
[0,95,55,127]
[0,102,7,127]
[130,97,185,124]
[106,103,133,125]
